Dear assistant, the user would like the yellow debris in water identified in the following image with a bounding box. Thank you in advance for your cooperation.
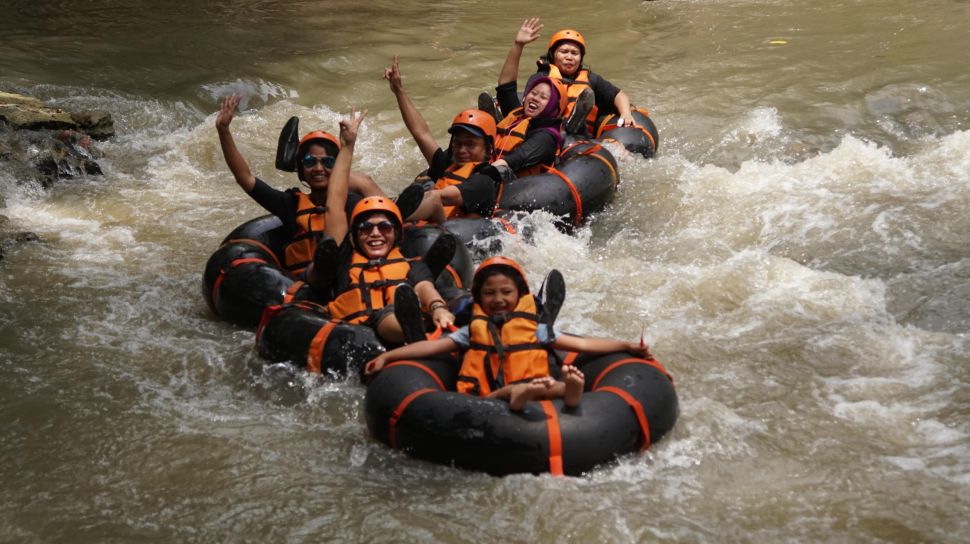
[769,39,788,45]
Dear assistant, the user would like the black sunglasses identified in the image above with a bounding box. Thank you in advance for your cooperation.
[356,221,396,236]
[301,154,336,169]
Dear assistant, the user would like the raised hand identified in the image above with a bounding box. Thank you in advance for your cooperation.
[215,94,241,130]
[515,17,543,46]
[338,107,368,148]
[383,54,403,94]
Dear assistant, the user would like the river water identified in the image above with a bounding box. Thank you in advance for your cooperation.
[1,0,968,542]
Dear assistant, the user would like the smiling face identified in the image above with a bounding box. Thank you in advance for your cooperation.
[523,82,553,119]
[478,273,521,318]
[451,131,487,163]
[552,41,583,77]
[354,212,396,259]
[300,142,334,191]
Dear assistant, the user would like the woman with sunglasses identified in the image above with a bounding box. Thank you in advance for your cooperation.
[384,55,500,224]
[318,108,456,345]
[215,94,384,278]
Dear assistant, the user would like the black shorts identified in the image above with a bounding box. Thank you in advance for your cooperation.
[365,305,396,328]
[456,174,498,217]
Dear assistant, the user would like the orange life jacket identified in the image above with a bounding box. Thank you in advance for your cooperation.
[456,294,550,396]
[494,108,530,160]
[327,247,411,324]
[547,65,599,135]
[493,108,556,178]
[283,191,326,277]
[433,162,480,219]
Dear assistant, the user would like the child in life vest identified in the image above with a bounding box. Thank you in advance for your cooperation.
[364,257,652,410]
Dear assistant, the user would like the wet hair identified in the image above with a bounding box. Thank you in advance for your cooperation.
[471,265,530,305]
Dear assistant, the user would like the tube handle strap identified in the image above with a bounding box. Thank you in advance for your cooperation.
[306,320,338,373]
[225,238,283,269]
[539,400,564,476]
[598,386,651,451]
[389,388,436,449]
[590,357,674,390]
[385,360,447,391]
[254,304,282,344]
[546,167,584,226]
[211,257,270,314]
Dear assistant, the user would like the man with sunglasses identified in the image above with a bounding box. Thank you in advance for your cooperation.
[216,94,384,278]
[319,108,456,345]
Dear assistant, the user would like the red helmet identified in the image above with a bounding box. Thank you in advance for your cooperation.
[349,196,404,248]
[548,29,586,57]
[448,109,497,143]
[473,256,530,296]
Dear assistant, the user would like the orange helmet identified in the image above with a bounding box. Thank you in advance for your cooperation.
[448,109,497,143]
[548,29,586,57]
[299,130,340,155]
[349,196,404,247]
[297,130,341,181]
[472,256,530,302]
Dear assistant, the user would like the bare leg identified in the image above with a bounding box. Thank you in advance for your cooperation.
[509,376,554,410]
[405,191,446,225]
[562,365,585,407]
[376,313,405,345]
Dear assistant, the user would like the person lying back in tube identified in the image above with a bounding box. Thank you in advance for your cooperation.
[215,95,385,280]
[384,55,502,224]
[309,108,456,346]
[490,45,569,181]
[502,18,638,137]
[364,257,652,410]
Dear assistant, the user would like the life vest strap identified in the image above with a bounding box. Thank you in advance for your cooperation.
[539,400,564,476]
[294,205,327,217]
[467,342,545,353]
[351,257,410,270]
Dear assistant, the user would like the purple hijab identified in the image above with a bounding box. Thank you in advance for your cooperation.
[521,76,563,147]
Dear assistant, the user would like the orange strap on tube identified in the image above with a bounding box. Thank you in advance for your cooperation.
[546,168,584,227]
[225,238,282,268]
[306,321,338,373]
[540,400,564,476]
[598,386,651,451]
[389,388,436,449]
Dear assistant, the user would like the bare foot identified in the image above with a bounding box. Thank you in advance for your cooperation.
[562,365,585,407]
[509,377,553,410]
